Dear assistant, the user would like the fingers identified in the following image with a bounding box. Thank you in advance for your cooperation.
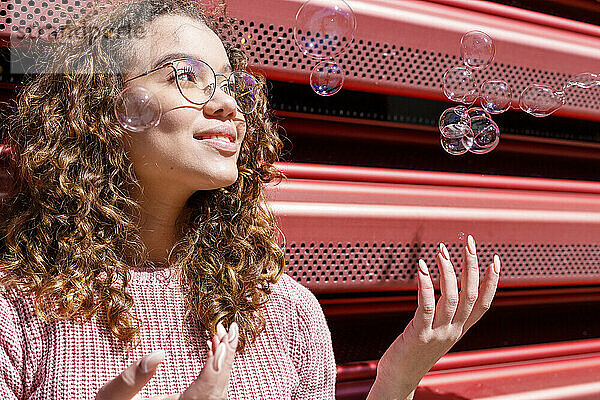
[96,350,165,400]
[432,243,459,328]
[452,235,480,325]
[413,260,436,332]
[180,322,239,400]
[463,255,501,332]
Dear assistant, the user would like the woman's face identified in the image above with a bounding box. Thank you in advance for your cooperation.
[122,14,246,196]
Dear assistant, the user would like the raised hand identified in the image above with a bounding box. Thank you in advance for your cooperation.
[367,235,501,400]
[96,321,239,400]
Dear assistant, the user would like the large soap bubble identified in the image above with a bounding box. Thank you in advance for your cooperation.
[460,31,495,70]
[114,86,162,132]
[442,67,479,104]
[310,61,345,96]
[294,0,357,59]
[519,84,566,117]
[480,80,512,114]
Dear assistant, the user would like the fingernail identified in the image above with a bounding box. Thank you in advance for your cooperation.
[213,342,226,371]
[228,322,239,343]
[206,339,213,351]
[141,350,165,374]
[467,235,476,255]
[418,259,429,276]
[439,243,450,260]
[493,254,501,274]
[217,322,227,340]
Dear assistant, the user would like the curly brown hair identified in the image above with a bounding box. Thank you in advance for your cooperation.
[0,0,286,352]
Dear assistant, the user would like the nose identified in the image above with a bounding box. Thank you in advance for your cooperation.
[203,86,238,120]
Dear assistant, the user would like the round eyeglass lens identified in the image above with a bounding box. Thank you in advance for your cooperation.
[172,59,216,105]
[228,71,259,114]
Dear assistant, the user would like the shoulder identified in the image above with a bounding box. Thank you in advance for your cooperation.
[269,273,322,316]
[267,273,329,336]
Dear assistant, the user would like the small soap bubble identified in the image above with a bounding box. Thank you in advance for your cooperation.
[469,116,500,154]
[441,127,474,156]
[114,86,162,132]
[460,31,495,70]
[481,80,512,114]
[443,67,478,103]
[439,106,470,138]
[294,0,357,59]
[458,232,465,241]
[310,61,345,96]
[519,84,565,117]
[563,72,600,90]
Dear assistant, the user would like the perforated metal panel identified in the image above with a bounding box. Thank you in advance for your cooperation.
[221,19,599,113]
[284,241,600,286]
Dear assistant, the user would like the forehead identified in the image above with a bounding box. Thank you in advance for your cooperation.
[129,14,231,75]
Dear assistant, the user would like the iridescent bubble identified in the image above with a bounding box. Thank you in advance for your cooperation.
[294,0,357,59]
[114,86,162,132]
[466,106,491,120]
[481,80,512,114]
[439,106,470,138]
[458,232,465,241]
[460,31,495,70]
[443,67,478,103]
[519,84,566,117]
[310,61,345,96]
[469,116,500,154]
[441,127,474,156]
[563,72,600,90]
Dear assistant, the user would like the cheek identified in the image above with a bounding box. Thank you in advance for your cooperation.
[157,107,198,134]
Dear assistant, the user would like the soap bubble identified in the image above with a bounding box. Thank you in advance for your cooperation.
[563,72,600,90]
[443,67,479,103]
[294,0,357,59]
[439,106,470,138]
[460,31,495,70]
[466,106,491,120]
[469,116,500,154]
[481,80,512,114]
[519,84,566,117]
[114,86,162,132]
[458,232,465,240]
[310,61,345,96]
[441,127,474,155]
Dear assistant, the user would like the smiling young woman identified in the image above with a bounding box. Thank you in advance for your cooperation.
[0,1,500,399]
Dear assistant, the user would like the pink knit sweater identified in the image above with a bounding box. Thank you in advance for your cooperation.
[0,270,336,399]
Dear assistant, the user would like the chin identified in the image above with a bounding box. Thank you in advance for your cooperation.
[205,170,239,190]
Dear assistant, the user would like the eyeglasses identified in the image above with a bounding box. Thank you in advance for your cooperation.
[123,57,260,115]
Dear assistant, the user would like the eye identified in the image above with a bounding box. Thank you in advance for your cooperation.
[176,65,197,83]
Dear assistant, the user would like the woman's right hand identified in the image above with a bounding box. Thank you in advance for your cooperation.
[96,321,239,400]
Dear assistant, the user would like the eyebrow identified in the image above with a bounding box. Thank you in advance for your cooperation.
[152,52,233,74]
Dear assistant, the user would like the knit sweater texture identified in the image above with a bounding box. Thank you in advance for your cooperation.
[0,270,336,399]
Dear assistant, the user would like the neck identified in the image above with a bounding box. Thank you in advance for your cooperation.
[131,184,195,268]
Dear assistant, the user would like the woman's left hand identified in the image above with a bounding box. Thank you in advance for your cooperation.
[367,235,501,400]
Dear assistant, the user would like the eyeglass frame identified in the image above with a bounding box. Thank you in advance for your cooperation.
[122,57,259,115]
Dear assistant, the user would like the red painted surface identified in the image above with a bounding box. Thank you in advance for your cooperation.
[336,340,600,399]
[272,162,600,195]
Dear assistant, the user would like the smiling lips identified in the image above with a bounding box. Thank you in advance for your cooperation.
[194,125,239,154]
